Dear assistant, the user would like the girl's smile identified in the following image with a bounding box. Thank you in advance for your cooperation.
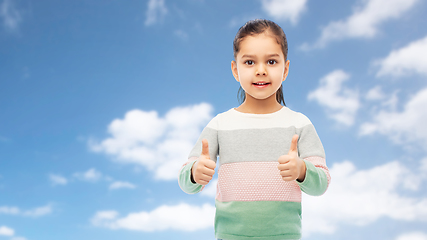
[253,81,271,88]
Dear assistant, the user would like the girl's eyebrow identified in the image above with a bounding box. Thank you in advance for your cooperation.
[241,53,280,58]
[241,54,255,58]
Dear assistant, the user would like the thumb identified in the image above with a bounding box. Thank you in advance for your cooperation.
[201,139,210,158]
[288,134,299,155]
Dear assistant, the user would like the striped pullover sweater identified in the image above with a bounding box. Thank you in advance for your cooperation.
[178,107,330,240]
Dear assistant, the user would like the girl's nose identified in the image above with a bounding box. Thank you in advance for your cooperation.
[256,64,267,76]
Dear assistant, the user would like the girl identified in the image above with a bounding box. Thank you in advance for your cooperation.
[178,19,330,240]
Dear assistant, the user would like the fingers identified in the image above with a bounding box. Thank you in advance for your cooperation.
[204,159,216,170]
[193,167,215,186]
[192,156,216,186]
[281,175,297,182]
[278,157,297,171]
[288,134,299,155]
[201,167,215,177]
[201,139,210,158]
[195,174,213,185]
[278,155,291,164]
[278,163,299,181]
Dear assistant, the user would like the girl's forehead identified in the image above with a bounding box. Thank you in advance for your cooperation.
[237,33,283,57]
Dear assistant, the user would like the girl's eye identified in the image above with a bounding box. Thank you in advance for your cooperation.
[245,60,254,65]
[268,60,277,65]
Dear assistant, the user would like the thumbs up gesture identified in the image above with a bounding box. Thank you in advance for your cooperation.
[278,134,306,182]
[191,139,216,185]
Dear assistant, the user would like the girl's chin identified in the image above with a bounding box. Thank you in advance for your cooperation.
[245,93,277,101]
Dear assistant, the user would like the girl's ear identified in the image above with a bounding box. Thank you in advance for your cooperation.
[231,61,239,82]
[282,60,290,81]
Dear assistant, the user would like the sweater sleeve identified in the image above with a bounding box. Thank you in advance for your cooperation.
[295,116,330,196]
[178,157,204,194]
[298,158,329,196]
[178,116,219,194]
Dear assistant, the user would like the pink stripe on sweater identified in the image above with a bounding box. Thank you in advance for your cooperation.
[216,162,301,202]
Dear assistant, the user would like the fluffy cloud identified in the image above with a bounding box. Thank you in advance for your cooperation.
[308,70,360,126]
[260,0,307,25]
[0,226,26,240]
[0,0,22,31]
[145,0,167,26]
[301,0,419,50]
[49,174,68,186]
[23,205,52,217]
[374,35,427,77]
[0,206,19,214]
[73,168,102,182]
[302,159,427,236]
[89,103,213,180]
[0,226,14,236]
[52,168,137,190]
[91,203,215,232]
[360,87,427,149]
[395,232,427,240]
[109,181,136,190]
[365,85,386,101]
[0,204,52,217]
[11,237,27,240]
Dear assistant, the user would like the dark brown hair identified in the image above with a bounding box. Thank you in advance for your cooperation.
[233,19,288,106]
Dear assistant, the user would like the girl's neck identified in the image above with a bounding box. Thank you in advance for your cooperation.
[235,94,283,114]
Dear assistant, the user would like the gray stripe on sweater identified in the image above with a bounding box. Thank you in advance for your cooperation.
[188,124,324,168]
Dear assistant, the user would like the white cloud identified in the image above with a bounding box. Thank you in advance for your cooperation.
[0,226,26,240]
[23,205,52,217]
[395,232,427,240]
[365,85,386,101]
[73,168,102,182]
[54,168,136,190]
[260,0,307,25]
[145,0,167,26]
[360,87,427,149]
[49,174,68,186]
[365,86,400,113]
[0,206,19,214]
[374,35,427,77]
[89,103,213,180]
[301,0,419,50]
[91,210,118,224]
[0,204,52,217]
[308,70,360,126]
[0,0,21,31]
[0,226,14,236]
[109,181,136,190]
[91,203,215,232]
[11,237,27,240]
[302,159,427,236]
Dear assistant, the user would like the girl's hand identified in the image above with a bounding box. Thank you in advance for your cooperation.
[191,139,216,185]
[278,135,306,182]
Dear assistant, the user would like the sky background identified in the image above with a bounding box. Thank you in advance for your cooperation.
[1,0,427,239]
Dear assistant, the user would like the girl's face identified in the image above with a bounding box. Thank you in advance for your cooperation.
[232,32,289,103]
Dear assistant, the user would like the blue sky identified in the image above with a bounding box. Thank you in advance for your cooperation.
[1,0,427,239]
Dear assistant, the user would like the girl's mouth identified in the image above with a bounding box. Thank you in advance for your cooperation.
[253,82,271,88]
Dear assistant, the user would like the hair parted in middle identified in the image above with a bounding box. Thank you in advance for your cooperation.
[233,19,288,106]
